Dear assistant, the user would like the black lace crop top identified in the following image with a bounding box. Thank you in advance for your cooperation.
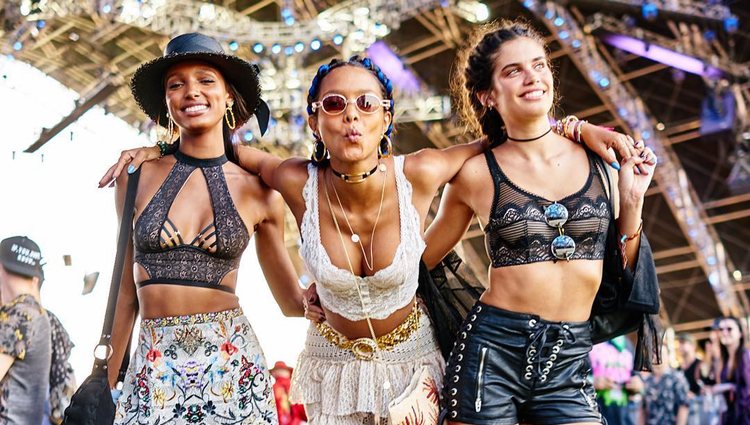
[133,151,250,293]
[483,150,611,268]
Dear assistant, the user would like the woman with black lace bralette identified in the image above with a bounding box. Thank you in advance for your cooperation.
[106,33,306,424]
[101,55,647,425]
[423,21,657,425]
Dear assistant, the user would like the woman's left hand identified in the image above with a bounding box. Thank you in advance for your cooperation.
[303,282,326,323]
[618,146,657,206]
[580,124,655,174]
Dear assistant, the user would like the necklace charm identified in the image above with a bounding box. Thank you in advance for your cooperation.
[351,234,360,243]
[378,163,387,173]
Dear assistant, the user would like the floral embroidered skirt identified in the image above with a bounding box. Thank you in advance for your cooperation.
[114,308,278,425]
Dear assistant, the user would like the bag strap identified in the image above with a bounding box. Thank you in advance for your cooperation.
[93,169,140,373]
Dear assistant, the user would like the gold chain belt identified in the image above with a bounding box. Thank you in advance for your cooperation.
[315,304,421,361]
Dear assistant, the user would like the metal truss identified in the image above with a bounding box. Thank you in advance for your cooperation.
[568,0,736,22]
[588,13,749,80]
[27,0,456,48]
[522,0,747,317]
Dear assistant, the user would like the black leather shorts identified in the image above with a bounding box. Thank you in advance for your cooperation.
[441,302,603,425]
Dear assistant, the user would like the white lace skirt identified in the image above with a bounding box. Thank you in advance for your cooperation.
[289,309,444,425]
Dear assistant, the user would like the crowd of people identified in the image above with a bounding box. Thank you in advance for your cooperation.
[1,18,747,425]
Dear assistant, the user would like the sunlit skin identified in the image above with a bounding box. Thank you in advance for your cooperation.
[100,61,654,338]
[426,37,654,425]
[107,61,303,386]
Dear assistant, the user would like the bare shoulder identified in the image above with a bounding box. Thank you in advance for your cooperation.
[403,148,443,183]
[454,149,489,185]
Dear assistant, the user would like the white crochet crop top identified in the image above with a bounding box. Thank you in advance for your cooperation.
[299,156,426,321]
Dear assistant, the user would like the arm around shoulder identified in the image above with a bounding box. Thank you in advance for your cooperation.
[423,166,476,269]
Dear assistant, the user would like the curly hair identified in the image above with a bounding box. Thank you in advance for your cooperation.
[452,20,549,148]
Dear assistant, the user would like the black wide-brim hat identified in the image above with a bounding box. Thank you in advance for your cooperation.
[130,32,270,135]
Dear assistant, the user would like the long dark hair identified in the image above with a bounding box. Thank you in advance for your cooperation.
[453,20,548,148]
[717,316,748,379]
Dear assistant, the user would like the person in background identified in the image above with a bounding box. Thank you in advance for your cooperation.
[677,332,718,425]
[0,236,51,425]
[712,317,750,425]
[590,336,644,425]
[270,361,307,425]
[641,342,689,425]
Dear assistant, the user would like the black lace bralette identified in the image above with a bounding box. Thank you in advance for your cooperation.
[483,150,611,268]
[133,151,250,293]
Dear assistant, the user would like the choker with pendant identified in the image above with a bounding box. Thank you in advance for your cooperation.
[330,162,386,184]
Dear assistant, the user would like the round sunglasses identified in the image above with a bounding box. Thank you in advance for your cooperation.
[544,202,576,261]
[311,93,391,115]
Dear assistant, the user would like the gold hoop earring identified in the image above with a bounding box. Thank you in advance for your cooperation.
[166,114,175,142]
[378,134,393,158]
[311,134,329,163]
[225,105,236,130]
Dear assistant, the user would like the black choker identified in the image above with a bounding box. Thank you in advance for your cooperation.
[506,127,553,142]
[331,163,382,184]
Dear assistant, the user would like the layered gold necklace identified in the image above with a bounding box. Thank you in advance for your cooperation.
[325,162,387,272]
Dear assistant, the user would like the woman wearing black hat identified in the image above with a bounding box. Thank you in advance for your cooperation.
[109,33,305,424]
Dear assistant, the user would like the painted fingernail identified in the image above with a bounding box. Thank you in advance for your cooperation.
[634,168,641,175]
[610,161,621,171]
[127,165,136,174]
[604,126,615,131]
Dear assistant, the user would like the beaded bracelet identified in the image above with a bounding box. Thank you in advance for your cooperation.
[156,141,178,157]
[619,220,643,268]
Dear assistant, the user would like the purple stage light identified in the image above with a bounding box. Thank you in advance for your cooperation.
[366,41,421,95]
[599,32,724,79]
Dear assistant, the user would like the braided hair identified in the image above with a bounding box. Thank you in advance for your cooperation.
[453,20,548,148]
[306,56,395,165]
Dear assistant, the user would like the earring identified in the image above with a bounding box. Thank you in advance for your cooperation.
[224,102,237,130]
[166,113,175,142]
[225,104,236,130]
[378,134,393,158]
[311,134,329,163]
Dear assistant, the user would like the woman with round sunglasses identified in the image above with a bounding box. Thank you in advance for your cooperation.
[422,21,657,425]
[100,55,645,424]
[107,33,307,424]
[711,317,750,424]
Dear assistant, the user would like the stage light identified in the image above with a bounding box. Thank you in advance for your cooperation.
[559,30,569,40]
[253,43,264,53]
[294,42,305,53]
[723,16,738,33]
[243,131,253,141]
[228,41,239,51]
[333,34,344,45]
[36,20,45,29]
[553,17,564,27]
[12,41,22,51]
[641,3,658,21]
[598,77,610,88]
[571,39,582,49]
[271,43,281,54]
[284,46,294,56]
[310,39,322,51]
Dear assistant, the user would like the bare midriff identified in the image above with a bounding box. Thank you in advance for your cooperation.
[322,295,416,339]
[482,259,603,322]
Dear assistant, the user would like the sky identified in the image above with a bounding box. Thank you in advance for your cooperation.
[0,56,309,384]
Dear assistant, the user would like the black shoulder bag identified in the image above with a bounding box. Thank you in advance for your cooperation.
[589,156,663,371]
[62,169,140,425]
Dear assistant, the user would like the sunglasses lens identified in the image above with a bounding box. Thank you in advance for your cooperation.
[551,235,576,260]
[322,95,346,113]
[356,94,380,113]
[544,203,569,227]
